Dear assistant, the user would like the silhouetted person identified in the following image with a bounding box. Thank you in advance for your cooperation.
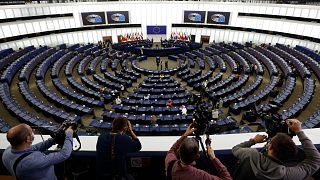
[96,117,141,180]
[165,60,168,69]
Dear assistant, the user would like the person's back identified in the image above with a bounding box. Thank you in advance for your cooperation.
[96,117,141,180]
[96,133,140,178]
[232,119,320,180]
[3,148,64,180]
[170,161,229,180]
[2,124,73,180]
[232,150,284,180]
[165,123,232,180]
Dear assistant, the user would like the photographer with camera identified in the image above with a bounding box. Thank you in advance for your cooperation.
[165,123,232,180]
[2,123,73,180]
[96,116,141,180]
[232,119,320,180]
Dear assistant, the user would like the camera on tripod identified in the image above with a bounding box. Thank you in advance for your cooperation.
[256,101,295,138]
[51,120,79,149]
[192,94,212,136]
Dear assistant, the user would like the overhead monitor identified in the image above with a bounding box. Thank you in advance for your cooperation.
[184,11,206,23]
[106,11,129,24]
[207,11,230,25]
[81,12,106,26]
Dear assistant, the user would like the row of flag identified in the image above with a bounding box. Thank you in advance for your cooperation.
[119,32,143,42]
[170,32,192,41]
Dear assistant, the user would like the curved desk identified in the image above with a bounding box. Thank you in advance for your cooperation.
[138,46,189,57]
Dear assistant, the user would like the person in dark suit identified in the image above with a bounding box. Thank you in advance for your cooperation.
[96,117,141,180]
[156,57,160,70]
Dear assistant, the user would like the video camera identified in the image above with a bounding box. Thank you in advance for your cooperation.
[192,94,212,136]
[255,101,295,138]
[51,120,81,151]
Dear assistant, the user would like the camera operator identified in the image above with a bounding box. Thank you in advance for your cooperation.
[165,123,232,180]
[232,119,320,180]
[2,123,73,180]
[96,116,141,180]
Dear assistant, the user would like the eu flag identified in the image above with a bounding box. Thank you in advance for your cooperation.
[147,26,167,35]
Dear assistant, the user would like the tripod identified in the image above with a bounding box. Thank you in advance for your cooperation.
[194,133,218,174]
[194,133,210,159]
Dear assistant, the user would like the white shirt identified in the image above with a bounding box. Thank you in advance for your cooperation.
[212,110,219,119]
[115,98,122,105]
[181,107,187,115]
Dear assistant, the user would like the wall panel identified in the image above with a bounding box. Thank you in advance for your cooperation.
[33,21,41,32]
[10,25,19,36]
[44,36,52,45]
[21,8,30,17]
[47,21,55,31]
[301,8,309,18]
[36,7,43,15]
[57,34,64,45]
[293,8,302,17]
[237,31,244,43]
[50,35,58,45]
[2,25,12,37]
[13,8,22,17]
[0,9,6,19]
[0,28,4,39]
[40,21,48,32]
[37,37,45,46]
[25,23,35,34]
[286,7,294,16]
[0,43,9,50]
[5,9,14,18]
[0,2,320,50]
[279,7,287,16]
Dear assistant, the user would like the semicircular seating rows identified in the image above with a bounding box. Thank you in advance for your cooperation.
[0,39,320,136]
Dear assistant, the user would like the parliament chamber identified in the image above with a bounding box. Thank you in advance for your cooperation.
[0,0,320,179]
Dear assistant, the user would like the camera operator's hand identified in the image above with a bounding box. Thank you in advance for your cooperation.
[183,123,196,137]
[286,119,302,133]
[65,126,74,134]
[207,145,216,160]
[252,134,268,143]
[127,120,133,132]
[127,120,138,139]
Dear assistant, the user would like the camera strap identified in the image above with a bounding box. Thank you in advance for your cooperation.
[13,152,32,179]
[73,132,81,151]
[166,160,177,180]
[111,133,117,160]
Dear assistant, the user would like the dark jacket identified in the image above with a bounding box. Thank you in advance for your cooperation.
[96,132,141,180]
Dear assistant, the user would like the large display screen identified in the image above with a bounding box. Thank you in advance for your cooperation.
[207,11,230,25]
[183,11,206,23]
[147,26,167,34]
[106,11,129,24]
[81,12,106,26]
